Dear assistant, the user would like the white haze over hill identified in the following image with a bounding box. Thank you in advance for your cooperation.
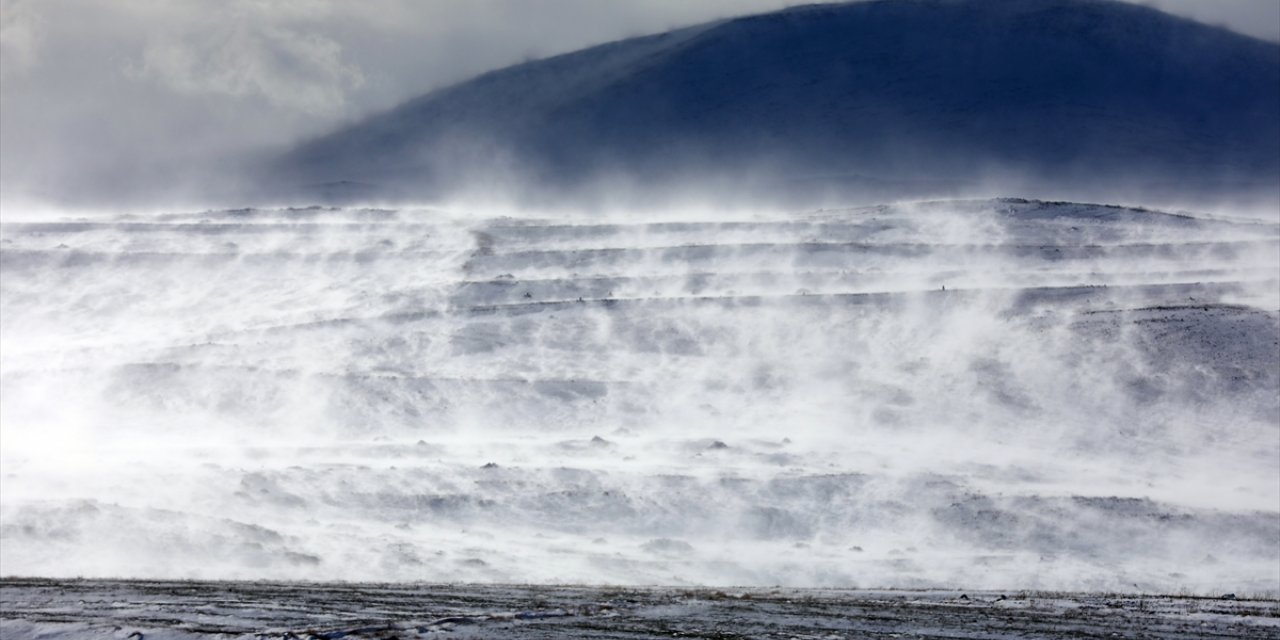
[1,199,1277,592]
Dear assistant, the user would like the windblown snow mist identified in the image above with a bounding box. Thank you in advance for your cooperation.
[1,198,1277,592]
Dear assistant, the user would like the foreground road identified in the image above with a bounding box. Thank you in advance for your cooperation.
[1,579,1276,639]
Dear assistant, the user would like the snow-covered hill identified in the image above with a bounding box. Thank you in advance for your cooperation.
[270,0,1280,208]
[1,199,1276,592]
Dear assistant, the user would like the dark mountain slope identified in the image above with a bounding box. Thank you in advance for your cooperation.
[272,0,1280,205]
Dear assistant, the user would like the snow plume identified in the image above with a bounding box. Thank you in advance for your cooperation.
[1,199,1276,592]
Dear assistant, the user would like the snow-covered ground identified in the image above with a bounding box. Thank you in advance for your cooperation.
[1,199,1277,593]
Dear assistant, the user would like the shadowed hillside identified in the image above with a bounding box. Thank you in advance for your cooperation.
[271,0,1280,206]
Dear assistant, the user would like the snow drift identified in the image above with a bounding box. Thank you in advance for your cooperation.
[1,199,1276,592]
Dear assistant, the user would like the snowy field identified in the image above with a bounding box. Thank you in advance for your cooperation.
[2,579,1278,639]
[1,198,1277,595]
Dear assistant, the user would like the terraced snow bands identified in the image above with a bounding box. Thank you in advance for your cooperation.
[1,199,1277,592]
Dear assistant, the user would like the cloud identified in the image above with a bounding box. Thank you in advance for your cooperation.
[0,0,44,77]
[131,22,364,116]
[1144,0,1279,42]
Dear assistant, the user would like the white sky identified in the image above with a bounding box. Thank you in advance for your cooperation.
[1,0,1277,208]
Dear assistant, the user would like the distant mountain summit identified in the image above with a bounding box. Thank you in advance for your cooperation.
[271,0,1280,206]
